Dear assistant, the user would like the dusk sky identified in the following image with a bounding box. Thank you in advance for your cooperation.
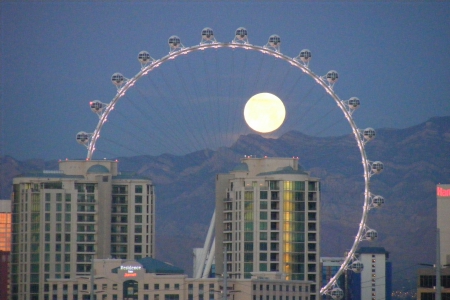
[1,1,449,160]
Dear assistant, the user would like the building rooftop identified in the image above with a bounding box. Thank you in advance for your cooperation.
[257,165,308,176]
[14,172,84,179]
[137,257,184,274]
[112,257,184,275]
[357,247,390,257]
[87,164,110,174]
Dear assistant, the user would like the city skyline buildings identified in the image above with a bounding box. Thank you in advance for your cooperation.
[10,160,155,300]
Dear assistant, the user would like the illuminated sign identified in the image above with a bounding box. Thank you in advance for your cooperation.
[437,186,450,197]
[118,262,143,279]
[120,266,142,272]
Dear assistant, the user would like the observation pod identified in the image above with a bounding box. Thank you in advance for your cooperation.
[137,51,151,64]
[76,131,89,145]
[350,260,364,273]
[111,73,125,86]
[365,229,378,241]
[363,128,376,141]
[233,27,248,43]
[330,288,344,300]
[299,49,312,64]
[348,97,360,110]
[268,35,281,46]
[201,27,214,41]
[265,34,281,52]
[326,70,339,84]
[90,100,103,113]
[371,161,384,174]
[372,195,385,208]
[168,36,182,49]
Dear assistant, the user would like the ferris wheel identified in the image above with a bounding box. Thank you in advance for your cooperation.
[76,27,385,298]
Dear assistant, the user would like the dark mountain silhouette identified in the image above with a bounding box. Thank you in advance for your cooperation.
[1,116,449,293]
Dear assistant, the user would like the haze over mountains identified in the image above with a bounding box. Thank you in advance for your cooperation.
[1,116,449,293]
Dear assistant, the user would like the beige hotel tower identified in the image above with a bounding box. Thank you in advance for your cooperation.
[10,160,155,300]
[215,157,321,300]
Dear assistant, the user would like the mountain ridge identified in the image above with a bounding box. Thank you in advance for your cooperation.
[1,115,449,294]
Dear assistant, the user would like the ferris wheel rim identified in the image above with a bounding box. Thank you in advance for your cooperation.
[83,38,376,296]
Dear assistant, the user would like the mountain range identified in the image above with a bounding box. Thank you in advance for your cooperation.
[1,115,449,294]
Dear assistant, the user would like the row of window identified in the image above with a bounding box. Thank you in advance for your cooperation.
[231,181,318,192]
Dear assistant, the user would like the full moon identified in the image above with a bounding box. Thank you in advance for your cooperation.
[244,93,286,133]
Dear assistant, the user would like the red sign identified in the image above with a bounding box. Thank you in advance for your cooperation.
[124,273,137,278]
[437,187,450,197]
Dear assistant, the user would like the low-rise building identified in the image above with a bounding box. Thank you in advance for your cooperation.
[47,257,313,300]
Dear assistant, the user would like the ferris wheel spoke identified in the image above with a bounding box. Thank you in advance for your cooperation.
[158,66,207,152]
[141,76,198,152]
[131,85,191,148]
[313,115,347,137]
[304,105,341,134]
[175,60,212,149]
[287,85,323,132]
[200,51,220,150]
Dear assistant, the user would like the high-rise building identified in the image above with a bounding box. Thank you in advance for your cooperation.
[11,160,155,300]
[437,184,450,265]
[320,257,346,300]
[416,184,450,299]
[0,200,11,300]
[354,247,392,300]
[215,157,321,299]
[0,200,11,252]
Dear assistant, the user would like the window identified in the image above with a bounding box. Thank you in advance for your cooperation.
[165,284,170,290]
[135,185,143,193]
[135,215,142,223]
[154,284,159,290]
[260,191,268,199]
[260,212,268,220]
[260,242,267,251]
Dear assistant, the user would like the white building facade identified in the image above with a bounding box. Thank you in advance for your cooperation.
[46,257,312,300]
[10,160,155,300]
[356,247,390,300]
[215,157,321,300]
[437,184,450,265]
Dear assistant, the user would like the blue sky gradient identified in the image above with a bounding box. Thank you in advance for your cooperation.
[1,1,449,160]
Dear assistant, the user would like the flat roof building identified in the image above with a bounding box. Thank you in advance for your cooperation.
[416,184,450,300]
[355,247,392,300]
[0,199,11,300]
[437,184,450,265]
[215,157,321,299]
[46,257,312,300]
[11,160,155,300]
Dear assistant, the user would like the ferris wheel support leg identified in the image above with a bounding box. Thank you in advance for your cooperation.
[202,238,216,278]
[194,210,216,278]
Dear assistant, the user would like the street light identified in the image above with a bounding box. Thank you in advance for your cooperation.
[78,258,105,300]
